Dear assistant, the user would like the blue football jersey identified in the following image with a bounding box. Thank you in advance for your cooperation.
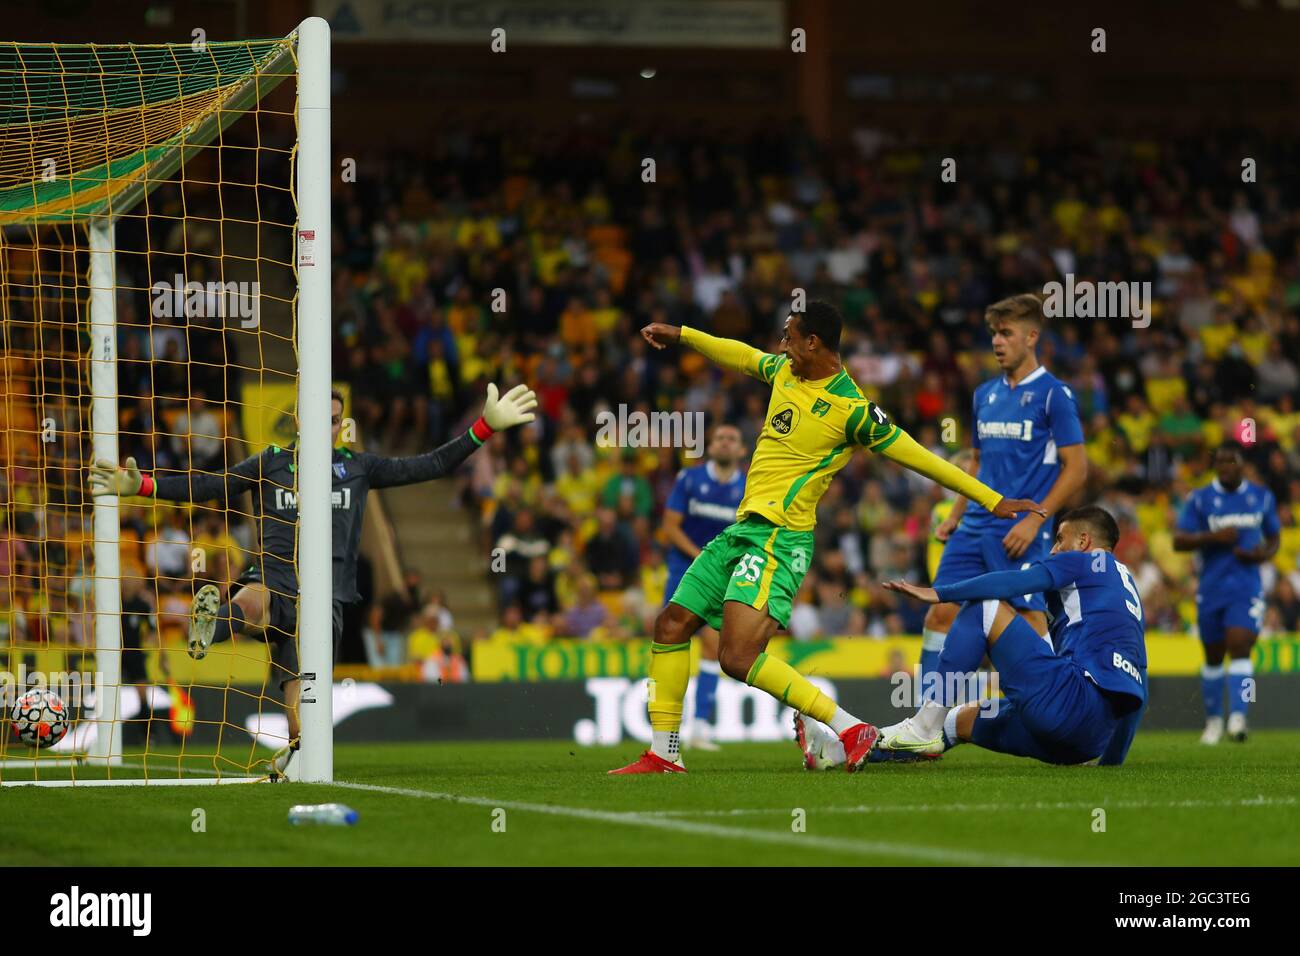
[1175,478,1280,606]
[965,367,1084,533]
[1038,549,1148,707]
[664,461,745,572]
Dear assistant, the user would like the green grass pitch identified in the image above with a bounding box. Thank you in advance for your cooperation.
[2,731,1297,866]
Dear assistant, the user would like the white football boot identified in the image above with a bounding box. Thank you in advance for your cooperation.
[1200,716,1224,745]
[1226,712,1248,743]
[188,584,221,660]
[875,715,947,756]
[793,713,845,770]
[685,725,721,752]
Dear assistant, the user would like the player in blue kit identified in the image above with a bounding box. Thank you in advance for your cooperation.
[798,507,1146,767]
[662,423,748,750]
[1174,444,1280,744]
[922,295,1087,695]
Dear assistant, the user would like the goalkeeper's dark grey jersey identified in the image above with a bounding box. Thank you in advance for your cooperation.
[153,431,479,602]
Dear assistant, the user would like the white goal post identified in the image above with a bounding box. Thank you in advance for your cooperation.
[295,15,334,785]
[88,216,123,768]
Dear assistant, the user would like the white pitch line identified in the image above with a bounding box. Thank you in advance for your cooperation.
[330,780,1076,866]
[635,795,1299,818]
[2,775,261,789]
[118,760,266,780]
[1,761,265,788]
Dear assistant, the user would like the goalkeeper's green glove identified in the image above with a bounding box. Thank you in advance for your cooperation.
[88,457,147,497]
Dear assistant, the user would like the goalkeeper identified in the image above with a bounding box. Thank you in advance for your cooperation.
[90,384,537,774]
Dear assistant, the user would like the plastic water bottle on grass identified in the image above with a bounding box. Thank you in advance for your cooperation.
[288,803,358,826]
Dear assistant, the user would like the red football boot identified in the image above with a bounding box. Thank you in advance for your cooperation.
[608,750,687,775]
[838,722,880,773]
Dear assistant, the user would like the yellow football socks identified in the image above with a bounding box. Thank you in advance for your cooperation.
[746,651,837,724]
[648,641,691,760]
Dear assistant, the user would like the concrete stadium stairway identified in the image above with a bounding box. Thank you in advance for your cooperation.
[378,477,497,637]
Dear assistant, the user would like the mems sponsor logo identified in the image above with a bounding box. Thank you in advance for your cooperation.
[686,499,738,523]
[274,487,352,511]
[573,676,837,744]
[49,886,151,936]
[976,419,1035,441]
[1207,512,1264,531]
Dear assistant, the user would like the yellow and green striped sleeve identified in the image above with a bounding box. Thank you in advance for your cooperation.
[754,352,788,384]
[680,326,784,383]
[845,400,899,452]
[877,429,1003,512]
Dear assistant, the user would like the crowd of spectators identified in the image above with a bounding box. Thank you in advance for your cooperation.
[6,118,1300,669]
[325,120,1300,650]
[0,171,256,651]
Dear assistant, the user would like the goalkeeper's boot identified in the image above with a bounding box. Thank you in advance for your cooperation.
[264,737,301,782]
[188,584,221,660]
[839,722,881,773]
[1226,712,1248,743]
[608,750,686,774]
[794,713,843,770]
[875,716,946,756]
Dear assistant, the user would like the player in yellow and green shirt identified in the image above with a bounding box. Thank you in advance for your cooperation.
[609,301,1044,774]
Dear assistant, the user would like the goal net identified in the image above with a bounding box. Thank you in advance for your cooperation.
[0,19,333,786]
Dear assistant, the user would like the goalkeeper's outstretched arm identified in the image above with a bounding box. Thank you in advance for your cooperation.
[367,382,537,489]
[88,451,266,502]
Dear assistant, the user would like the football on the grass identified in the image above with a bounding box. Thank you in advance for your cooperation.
[10,688,70,749]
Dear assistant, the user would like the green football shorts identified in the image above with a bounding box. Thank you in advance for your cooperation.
[668,515,814,630]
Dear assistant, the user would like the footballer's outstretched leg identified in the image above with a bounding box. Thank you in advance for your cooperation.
[188,581,269,660]
[877,599,997,754]
[794,712,944,769]
[187,584,222,660]
[719,599,877,772]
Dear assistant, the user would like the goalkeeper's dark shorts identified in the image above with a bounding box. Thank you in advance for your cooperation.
[231,564,344,691]
[120,646,148,685]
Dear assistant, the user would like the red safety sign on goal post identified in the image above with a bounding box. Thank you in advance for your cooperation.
[298,229,317,267]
